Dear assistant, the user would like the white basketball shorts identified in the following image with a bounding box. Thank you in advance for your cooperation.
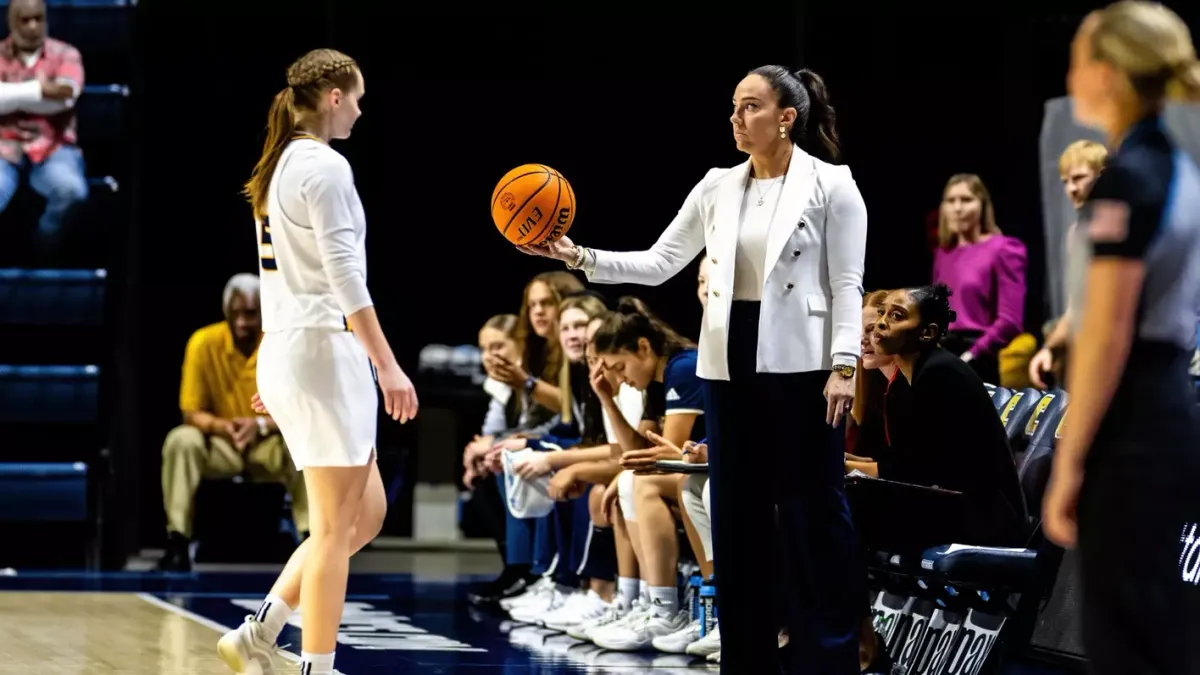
[256,328,378,471]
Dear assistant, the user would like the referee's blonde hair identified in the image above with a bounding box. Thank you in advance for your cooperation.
[222,273,260,318]
[1087,1,1200,103]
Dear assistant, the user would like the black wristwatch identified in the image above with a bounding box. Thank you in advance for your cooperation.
[524,375,538,394]
[832,364,856,379]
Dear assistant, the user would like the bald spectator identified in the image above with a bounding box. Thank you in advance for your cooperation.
[0,0,88,258]
[158,274,308,572]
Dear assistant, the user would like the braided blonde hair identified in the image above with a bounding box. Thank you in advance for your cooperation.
[244,49,360,220]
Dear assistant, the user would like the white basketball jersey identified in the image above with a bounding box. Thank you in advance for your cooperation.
[257,137,373,332]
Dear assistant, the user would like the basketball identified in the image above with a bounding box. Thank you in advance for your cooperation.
[491,164,576,246]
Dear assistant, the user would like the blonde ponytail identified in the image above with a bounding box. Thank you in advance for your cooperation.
[1167,60,1200,102]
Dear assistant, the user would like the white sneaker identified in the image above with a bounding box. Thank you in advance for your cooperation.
[650,618,702,653]
[543,590,611,632]
[216,616,277,675]
[501,576,554,612]
[586,599,648,642]
[510,585,566,624]
[685,623,721,657]
[707,650,721,663]
[592,607,690,652]
[567,601,629,641]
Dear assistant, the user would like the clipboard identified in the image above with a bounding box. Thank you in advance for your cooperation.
[845,475,969,555]
[653,460,709,474]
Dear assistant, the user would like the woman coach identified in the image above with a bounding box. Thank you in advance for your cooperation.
[522,65,867,674]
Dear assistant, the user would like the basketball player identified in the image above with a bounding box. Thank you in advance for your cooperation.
[216,49,418,675]
[1042,4,1200,673]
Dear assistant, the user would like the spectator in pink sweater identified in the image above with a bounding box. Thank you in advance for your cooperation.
[931,174,1027,385]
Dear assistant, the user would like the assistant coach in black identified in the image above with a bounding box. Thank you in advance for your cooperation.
[523,66,867,673]
[1043,4,1200,674]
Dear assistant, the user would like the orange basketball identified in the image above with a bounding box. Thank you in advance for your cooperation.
[491,164,576,246]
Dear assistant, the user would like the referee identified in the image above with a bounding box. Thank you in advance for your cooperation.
[1043,3,1200,674]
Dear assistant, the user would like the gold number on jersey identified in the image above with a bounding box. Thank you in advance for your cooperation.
[260,217,278,271]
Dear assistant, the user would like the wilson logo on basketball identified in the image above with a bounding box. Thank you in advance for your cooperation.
[490,163,577,246]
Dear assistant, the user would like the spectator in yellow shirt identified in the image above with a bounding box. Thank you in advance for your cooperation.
[158,273,308,572]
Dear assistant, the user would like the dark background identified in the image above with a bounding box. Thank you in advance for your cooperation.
[112,0,1196,551]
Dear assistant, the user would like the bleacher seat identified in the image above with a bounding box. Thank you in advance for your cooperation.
[0,364,100,423]
[0,268,106,326]
[0,462,88,522]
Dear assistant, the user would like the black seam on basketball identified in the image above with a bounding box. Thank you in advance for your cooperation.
[491,170,545,210]
[530,171,562,245]
[501,170,552,237]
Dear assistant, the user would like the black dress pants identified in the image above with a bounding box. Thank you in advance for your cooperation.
[704,301,864,674]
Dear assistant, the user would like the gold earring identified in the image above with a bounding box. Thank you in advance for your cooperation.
[779,125,787,138]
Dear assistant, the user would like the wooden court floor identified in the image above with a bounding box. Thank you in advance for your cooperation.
[0,592,289,674]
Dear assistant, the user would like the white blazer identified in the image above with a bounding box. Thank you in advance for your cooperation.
[586,145,867,381]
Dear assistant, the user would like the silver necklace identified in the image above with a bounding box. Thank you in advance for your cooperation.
[752,176,784,206]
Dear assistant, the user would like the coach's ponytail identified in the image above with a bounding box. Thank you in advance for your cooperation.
[748,65,842,164]
[244,87,296,221]
[794,68,842,163]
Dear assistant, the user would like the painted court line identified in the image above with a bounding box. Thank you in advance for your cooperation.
[136,592,306,668]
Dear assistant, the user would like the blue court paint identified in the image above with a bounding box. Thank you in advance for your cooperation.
[0,570,1073,673]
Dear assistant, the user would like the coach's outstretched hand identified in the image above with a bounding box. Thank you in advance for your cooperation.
[378,362,419,424]
[517,235,578,264]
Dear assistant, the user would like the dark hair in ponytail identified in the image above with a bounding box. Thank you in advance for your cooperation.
[592,296,695,360]
[908,283,957,346]
[747,65,842,163]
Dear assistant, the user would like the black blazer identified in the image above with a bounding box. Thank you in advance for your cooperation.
[878,348,1029,547]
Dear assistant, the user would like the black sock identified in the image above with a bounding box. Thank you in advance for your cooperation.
[579,526,617,582]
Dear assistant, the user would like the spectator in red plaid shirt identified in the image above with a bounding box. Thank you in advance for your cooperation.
[0,0,87,258]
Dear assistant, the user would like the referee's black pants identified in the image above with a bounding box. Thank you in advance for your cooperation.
[703,301,863,674]
[1077,347,1200,675]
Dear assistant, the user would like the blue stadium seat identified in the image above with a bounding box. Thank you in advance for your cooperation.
[998,388,1044,447]
[0,364,100,423]
[35,0,132,5]
[0,462,88,522]
[990,385,1015,414]
[0,268,106,326]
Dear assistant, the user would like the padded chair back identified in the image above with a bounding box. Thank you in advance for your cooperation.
[999,388,1043,446]
[990,386,1015,414]
[1014,389,1068,466]
[1019,398,1069,520]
